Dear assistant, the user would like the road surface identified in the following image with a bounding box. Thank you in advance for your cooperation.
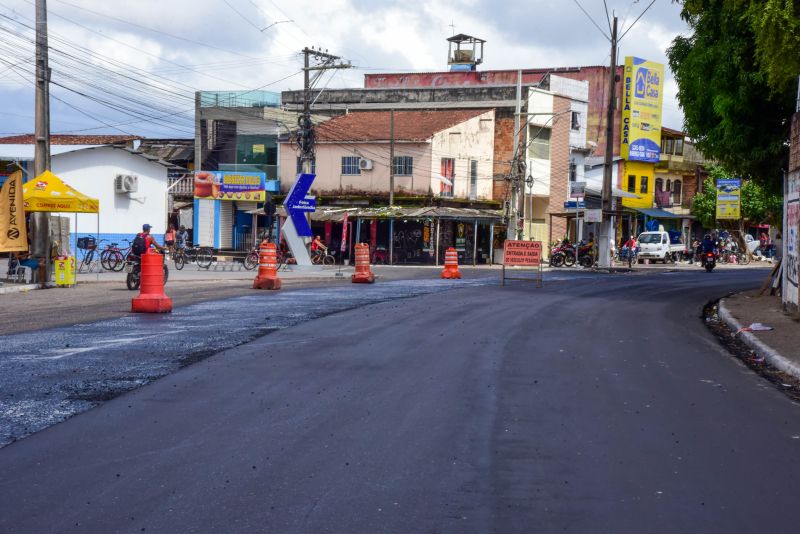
[3,268,799,533]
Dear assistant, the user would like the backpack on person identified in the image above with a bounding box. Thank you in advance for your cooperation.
[131,234,147,256]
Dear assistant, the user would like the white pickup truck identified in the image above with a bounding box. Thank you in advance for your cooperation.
[636,231,687,263]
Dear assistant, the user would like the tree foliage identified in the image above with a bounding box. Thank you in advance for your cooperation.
[667,1,798,187]
[691,164,783,228]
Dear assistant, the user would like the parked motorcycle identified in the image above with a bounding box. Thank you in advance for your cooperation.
[549,240,576,268]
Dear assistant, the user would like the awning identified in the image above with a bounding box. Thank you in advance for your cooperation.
[632,207,693,220]
[584,182,639,199]
[22,170,99,213]
[246,205,503,222]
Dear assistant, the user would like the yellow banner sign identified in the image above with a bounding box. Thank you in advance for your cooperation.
[716,178,742,220]
[620,56,664,163]
[0,171,28,252]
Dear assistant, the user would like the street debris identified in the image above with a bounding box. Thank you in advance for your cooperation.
[736,323,774,334]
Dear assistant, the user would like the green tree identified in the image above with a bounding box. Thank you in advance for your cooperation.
[667,1,798,186]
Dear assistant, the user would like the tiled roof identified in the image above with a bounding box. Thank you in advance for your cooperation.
[661,127,685,137]
[0,134,142,145]
[315,110,491,142]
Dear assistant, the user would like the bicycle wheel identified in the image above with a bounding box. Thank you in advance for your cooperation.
[100,249,112,271]
[323,254,335,266]
[196,248,213,269]
[174,253,185,270]
[244,251,259,270]
[106,250,123,271]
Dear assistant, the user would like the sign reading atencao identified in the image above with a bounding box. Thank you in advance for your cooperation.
[503,240,542,266]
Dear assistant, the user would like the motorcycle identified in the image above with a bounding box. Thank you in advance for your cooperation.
[549,240,576,267]
[125,253,169,290]
[702,251,716,272]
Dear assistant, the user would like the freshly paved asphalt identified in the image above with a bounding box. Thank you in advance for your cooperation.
[2,267,799,533]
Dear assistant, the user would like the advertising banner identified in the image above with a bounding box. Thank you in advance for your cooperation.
[0,170,27,252]
[194,171,266,201]
[620,56,664,163]
[715,178,742,220]
[54,256,76,286]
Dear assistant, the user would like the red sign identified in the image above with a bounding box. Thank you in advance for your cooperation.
[503,240,542,266]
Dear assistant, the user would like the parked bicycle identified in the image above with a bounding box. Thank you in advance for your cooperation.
[77,236,101,273]
[242,245,288,271]
[100,239,133,272]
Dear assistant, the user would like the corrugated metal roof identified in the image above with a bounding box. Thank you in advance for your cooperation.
[0,144,98,160]
[246,205,503,222]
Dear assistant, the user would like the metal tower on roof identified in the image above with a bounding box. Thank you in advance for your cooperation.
[446,34,485,72]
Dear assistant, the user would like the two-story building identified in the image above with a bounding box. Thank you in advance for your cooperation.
[278,109,501,264]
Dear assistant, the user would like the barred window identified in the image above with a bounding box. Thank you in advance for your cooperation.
[393,156,413,176]
[341,156,361,175]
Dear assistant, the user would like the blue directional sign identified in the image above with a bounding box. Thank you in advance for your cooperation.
[284,173,316,237]
[563,200,586,210]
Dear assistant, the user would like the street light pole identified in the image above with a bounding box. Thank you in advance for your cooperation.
[599,16,618,269]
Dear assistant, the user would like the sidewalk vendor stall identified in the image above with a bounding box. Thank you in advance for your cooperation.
[22,170,100,285]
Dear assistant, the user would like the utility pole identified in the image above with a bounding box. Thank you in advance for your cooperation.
[508,70,525,240]
[599,16,618,269]
[33,0,51,280]
[389,109,395,206]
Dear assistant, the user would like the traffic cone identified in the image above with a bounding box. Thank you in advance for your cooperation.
[253,241,282,290]
[351,243,375,283]
[441,247,462,279]
[132,250,172,313]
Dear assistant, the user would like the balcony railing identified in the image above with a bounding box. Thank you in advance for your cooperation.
[169,174,194,196]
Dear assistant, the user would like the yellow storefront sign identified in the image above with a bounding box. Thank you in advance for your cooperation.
[620,56,664,163]
[716,178,742,220]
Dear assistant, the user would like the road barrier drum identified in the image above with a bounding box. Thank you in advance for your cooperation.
[501,240,543,287]
[132,250,172,313]
[441,247,461,279]
[352,243,375,284]
[253,241,282,290]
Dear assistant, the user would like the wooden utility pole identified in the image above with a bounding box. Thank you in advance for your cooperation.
[389,109,395,206]
[32,0,51,278]
[599,16,618,269]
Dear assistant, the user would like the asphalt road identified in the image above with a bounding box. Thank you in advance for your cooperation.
[3,267,799,533]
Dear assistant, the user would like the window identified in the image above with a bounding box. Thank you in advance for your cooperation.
[666,179,672,192]
[674,139,684,156]
[672,179,682,205]
[571,111,581,130]
[627,175,636,193]
[341,156,361,175]
[296,156,316,174]
[662,138,674,154]
[528,127,551,160]
[640,176,648,194]
[469,160,478,200]
[569,160,577,182]
[655,177,663,192]
[392,156,413,176]
[440,158,454,197]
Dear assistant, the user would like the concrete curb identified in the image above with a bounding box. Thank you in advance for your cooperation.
[0,283,39,295]
[717,298,800,380]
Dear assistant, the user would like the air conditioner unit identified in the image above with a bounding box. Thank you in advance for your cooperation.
[115,174,138,193]
[359,158,374,171]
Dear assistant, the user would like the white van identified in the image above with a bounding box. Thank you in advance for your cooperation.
[637,231,686,263]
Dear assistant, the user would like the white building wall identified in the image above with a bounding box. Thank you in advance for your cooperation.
[51,147,169,239]
[431,110,495,200]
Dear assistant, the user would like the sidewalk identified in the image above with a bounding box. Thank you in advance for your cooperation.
[718,290,800,378]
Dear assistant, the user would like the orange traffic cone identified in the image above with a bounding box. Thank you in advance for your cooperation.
[441,247,461,279]
[352,243,375,283]
[253,241,282,290]
[132,250,172,313]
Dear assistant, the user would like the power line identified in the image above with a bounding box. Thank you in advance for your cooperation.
[221,0,263,32]
[619,0,658,41]
[572,0,610,41]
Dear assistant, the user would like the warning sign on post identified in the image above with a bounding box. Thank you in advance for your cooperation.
[503,240,542,266]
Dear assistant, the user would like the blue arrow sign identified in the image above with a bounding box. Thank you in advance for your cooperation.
[284,173,316,237]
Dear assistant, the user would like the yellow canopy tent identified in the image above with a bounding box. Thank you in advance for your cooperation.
[22,170,100,282]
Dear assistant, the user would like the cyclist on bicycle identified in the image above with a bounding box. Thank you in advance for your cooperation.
[175,225,188,251]
[311,235,327,257]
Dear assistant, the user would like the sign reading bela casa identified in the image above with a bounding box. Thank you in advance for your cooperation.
[620,56,664,163]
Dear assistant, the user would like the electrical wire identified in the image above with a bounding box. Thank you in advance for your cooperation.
[619,0,658,41]
[572,0,611,41]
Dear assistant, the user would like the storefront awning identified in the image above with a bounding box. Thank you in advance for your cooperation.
[632,207,693,220]
[246,205,503,222]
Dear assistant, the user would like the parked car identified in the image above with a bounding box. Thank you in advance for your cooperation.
[636,231,686,263]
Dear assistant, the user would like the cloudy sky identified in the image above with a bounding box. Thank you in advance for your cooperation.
[0,0,690,139]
